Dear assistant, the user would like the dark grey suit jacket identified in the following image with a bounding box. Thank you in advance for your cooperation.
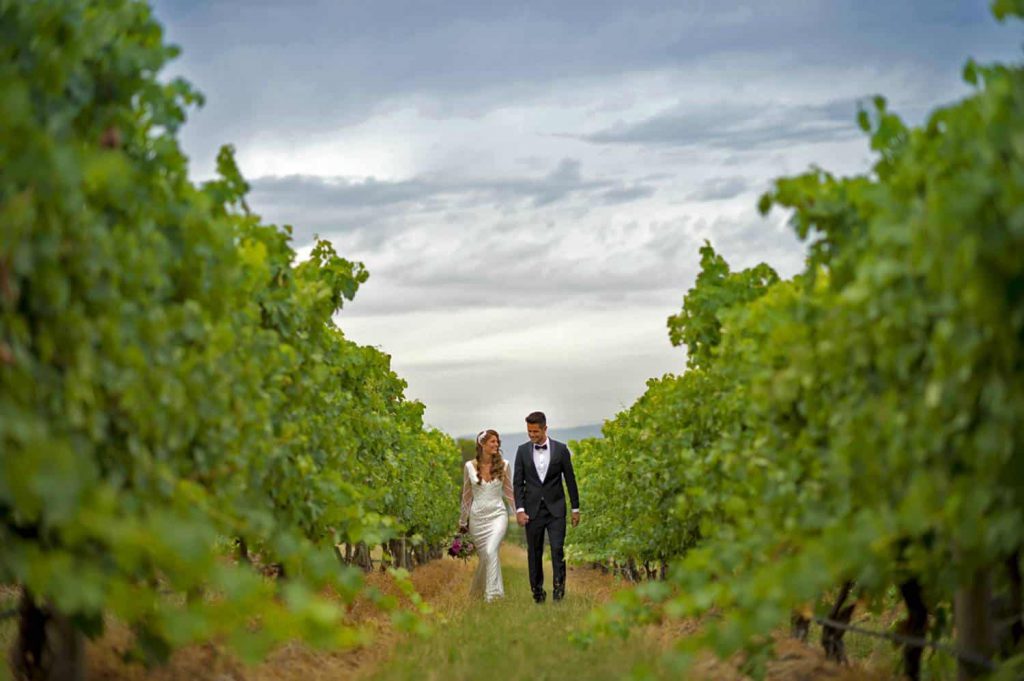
[513,439,580,519]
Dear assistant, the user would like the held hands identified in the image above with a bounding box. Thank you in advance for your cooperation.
[513,511,577,527]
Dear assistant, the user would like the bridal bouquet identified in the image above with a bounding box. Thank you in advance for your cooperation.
[447,534,476,561]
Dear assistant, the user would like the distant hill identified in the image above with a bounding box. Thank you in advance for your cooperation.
[455,423,603,470]
[549,423,604,443]
[456,423,603,445]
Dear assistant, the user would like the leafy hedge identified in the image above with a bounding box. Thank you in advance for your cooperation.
[571,5,1024,678]
[0,0,459,673]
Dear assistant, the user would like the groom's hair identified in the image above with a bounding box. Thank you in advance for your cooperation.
[525,411,546,427]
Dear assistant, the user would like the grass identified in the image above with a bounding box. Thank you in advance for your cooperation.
[368,545,672,681]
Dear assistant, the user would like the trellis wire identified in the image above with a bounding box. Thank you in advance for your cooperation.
[811,614,996,671]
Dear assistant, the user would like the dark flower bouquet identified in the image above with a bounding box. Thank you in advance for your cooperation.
[447,534,476,561]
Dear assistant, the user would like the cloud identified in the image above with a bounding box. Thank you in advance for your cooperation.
[578,98,865,151]
[298,207,801,322]
[156,0,1019,179]
[252,175,437,209]
[152,0,1023,436]
[600,184,658,205]
[687,176,752,201]
[339,303,688,434]
[248,158,660,244]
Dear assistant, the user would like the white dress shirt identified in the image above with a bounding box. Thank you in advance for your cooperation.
[533,438,551,482]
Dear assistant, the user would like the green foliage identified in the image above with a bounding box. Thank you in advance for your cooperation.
[574,12,1024,676]
[0,0,459,667]
[666,242,778,369]
[455,437,477,463]
[992,0,1024,21]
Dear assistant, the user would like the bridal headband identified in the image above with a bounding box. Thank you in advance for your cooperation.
[476,430,489,445]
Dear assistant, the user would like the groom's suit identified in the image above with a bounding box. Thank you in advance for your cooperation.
[513,439,580,601]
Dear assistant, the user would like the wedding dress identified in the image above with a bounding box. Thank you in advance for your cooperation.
[459,459,515,601]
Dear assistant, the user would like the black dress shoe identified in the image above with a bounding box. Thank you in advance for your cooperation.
[533,589,547,603]
[552,583,565,601]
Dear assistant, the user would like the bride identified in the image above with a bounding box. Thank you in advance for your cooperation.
[459,429,515,601]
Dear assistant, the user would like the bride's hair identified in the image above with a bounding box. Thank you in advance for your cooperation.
[473,429,505,485]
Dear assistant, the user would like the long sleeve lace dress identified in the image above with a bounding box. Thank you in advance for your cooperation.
[458,459,515,601]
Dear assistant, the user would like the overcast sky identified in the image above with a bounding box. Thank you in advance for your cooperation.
[153,1,1020,438]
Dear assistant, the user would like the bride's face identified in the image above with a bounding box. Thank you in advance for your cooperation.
[482,434,500,458]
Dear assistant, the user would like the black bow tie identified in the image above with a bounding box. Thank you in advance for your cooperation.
[534,444,548,450]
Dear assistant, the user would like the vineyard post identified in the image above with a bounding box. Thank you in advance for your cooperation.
[791,611,811,642]
[900,579,928,681]
[237,537,250,564]
[354,543,372,571]
[955,566,994,680]
[1006,552,1022,650]
[333,544,347,568]
[11,591,84,681]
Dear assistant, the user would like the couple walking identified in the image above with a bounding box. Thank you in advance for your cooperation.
[458,411,581,603]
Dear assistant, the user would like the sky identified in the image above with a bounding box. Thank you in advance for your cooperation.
[152,0,1021,437]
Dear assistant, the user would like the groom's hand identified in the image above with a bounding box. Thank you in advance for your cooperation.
[571,510,580,527]
[516,511,529,526]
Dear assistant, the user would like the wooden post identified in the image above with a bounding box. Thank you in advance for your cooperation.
[900,578,928,681]
[955,566,993,680]
[791,610,810,642]
[11,590,84,681]
[1007,552,1022,649]
[237,537,250,564]
[333,544,346,568]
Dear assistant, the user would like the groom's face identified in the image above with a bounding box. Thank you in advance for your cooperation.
[527,422,547,444]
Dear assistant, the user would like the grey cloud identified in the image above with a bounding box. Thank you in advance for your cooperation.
[248,159,656,244]
[156,0,1017,170]
[151,0,1023,437]
[600,185,657,205]
[244,167,802,322]
[687,176,752,201]
[579,98,865,151]
[252,175,437,209]
[336,211,797,318]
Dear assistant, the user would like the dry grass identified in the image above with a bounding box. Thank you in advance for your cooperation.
[557,564,897,681]
[85,557,476,681]
[681,638,895,681]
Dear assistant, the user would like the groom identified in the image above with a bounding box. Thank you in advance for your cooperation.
[513,411,580,603]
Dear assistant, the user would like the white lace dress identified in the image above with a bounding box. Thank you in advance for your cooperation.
[459,459,515,601]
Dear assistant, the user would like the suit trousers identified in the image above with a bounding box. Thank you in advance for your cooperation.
[525,501,566,595]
